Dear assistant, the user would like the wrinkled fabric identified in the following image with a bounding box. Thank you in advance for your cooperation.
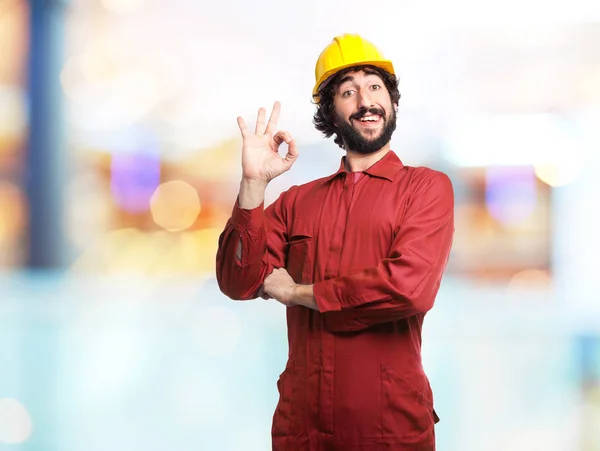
[216,151,454,450]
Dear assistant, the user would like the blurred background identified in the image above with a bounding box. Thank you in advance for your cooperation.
[1,0,600,449]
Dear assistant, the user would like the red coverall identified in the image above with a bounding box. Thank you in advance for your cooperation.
[216,151,455,450]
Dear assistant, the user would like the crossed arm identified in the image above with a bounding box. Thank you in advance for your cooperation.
[217,171,454,331]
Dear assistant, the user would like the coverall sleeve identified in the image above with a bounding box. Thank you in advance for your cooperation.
[215,191,289,301]
[314,171,455,332]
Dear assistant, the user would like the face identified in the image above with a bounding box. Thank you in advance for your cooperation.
[332,69,396,155]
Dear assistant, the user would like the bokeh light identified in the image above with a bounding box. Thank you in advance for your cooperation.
[0,398,33,444]
[69,227,222,276]
[179,228,222,274]
[505,269,554,302]
[534,158,585,187]
[150,180,201,232]
[0,181,26,246]
[0,0,28,86]
[110,151,161,213]
[485,166,538,226]
[507,269,553,290]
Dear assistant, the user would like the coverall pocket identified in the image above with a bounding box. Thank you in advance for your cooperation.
[272,361,296,438]
[285,235,312,283]
[380,363,436,445]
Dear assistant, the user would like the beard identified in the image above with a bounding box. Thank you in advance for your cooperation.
[335,106,397,155]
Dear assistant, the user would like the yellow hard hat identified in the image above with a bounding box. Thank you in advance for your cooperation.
[313,34,395,102]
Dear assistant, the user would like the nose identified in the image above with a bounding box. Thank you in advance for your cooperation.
[357,88,374,109]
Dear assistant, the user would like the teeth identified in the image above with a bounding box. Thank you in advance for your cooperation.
[360,116,378,122]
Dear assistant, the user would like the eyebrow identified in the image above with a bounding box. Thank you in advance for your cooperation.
[337,71,382,88]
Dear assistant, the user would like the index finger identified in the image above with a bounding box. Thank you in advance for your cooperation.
[265,101,281,135]
[237,116,249,138]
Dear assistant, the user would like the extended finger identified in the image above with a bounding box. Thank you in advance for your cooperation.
[237,116,249,138]
[265,101,281,136]
[255,107,266,135]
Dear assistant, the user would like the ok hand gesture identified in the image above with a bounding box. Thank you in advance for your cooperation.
[237,101,299,183]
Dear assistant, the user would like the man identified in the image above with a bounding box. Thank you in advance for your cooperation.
[216,34,454,451]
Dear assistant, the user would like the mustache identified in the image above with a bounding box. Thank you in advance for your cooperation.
[350,107,386,121]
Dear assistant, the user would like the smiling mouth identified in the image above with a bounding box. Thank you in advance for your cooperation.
[354,114,382,126]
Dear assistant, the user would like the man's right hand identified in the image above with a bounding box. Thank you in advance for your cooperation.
[237,101,299,184]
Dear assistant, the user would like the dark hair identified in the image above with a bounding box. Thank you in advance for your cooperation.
[312,65,400,149]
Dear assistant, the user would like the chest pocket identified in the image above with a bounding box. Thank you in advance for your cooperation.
[285,234,314,284]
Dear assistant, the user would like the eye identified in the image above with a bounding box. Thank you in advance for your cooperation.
[371,84,381,91]
[342,90,355,98]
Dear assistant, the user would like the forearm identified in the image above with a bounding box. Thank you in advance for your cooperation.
[216,192,269,299]
[236,178,268,261]
[313,215,454,326]
[314,261,449,332]
[313,225,453,316]
[291,284,318,310]
[239,178,268,209]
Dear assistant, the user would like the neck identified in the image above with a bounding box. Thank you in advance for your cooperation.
[344,144,391,172]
